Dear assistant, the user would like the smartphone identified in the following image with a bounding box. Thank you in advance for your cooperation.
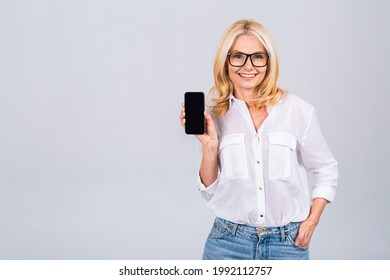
[184,92,205,135]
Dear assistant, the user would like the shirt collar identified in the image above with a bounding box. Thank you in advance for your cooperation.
[228,94,242,107]
[228,94,283,113]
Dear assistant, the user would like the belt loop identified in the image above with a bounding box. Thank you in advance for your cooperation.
[231,224,238,236]
[280,225,286,242]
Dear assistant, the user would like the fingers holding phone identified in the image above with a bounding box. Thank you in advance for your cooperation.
[180,103,186,128]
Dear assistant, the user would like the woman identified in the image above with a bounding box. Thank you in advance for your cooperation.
[180,19,338,260]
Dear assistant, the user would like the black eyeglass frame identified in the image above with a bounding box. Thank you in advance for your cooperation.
[227,51,271,68]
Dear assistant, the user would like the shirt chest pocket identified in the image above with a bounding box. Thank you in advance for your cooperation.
[268,132,297,181]
[218,134,248,180]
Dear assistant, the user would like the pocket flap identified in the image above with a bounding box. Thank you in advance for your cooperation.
[268,132,297,149]
[219,134,245,152]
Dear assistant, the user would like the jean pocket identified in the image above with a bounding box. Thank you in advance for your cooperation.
[268,132,297,181]
[286,223,308,250]
[207,221,230,240]
[218,134,248,180]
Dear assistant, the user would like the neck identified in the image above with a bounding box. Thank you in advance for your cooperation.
[234,88,257,102]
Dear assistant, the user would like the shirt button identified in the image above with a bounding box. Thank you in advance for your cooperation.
[258,186,263,190]
[256,160,261,164]
[260,214,264,218]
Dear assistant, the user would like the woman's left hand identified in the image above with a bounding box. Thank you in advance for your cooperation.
[294,198,328,248]
[294,218,318,248]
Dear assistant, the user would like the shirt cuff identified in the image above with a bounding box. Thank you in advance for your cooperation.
[312,185,336,203]
[197,172,220,200]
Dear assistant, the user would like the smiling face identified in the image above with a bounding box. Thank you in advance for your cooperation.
[228,34,268,99]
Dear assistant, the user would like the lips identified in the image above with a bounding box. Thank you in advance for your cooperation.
[238,73,257,78]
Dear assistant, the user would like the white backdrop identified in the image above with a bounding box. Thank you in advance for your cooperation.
[0,0,389,259]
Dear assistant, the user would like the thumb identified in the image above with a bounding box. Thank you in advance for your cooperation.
[204,111,217,137]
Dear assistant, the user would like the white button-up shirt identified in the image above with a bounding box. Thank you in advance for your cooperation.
[198,93,338,227]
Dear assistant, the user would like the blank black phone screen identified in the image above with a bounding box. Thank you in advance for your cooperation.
[185,92,205,135]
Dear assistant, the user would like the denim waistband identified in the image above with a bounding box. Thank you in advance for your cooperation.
[215,217,301,236]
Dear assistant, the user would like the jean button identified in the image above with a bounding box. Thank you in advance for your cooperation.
[258,227,265,233]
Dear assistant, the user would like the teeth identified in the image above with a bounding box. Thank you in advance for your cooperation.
[239,73,256,78]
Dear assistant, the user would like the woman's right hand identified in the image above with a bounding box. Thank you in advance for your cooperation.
[180,104,218,148]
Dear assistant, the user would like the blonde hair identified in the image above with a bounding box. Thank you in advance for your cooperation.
[210,19,286,117]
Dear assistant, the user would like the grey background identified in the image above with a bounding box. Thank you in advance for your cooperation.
[0,0,389,259]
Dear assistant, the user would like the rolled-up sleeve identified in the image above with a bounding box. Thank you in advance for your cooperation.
[197,172,220,201]
[301,108,338,202]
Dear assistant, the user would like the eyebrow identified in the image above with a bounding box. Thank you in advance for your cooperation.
[230,50,267,53]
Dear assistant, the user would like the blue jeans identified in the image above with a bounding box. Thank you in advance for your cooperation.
[202,217,309,260]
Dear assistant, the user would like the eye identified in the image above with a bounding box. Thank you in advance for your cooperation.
[232,52,244,59]
[252,53,265,60]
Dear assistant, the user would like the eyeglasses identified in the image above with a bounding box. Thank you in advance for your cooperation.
[227,51,270,67]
